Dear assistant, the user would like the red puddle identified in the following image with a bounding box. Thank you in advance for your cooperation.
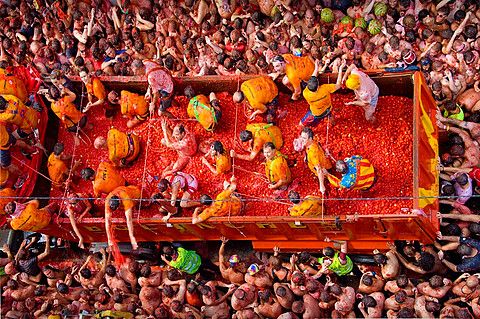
[52,92,413,217]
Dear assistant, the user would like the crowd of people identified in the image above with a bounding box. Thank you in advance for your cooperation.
[1,0,480,317]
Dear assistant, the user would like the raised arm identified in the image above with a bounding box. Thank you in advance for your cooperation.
[37,236,51,261]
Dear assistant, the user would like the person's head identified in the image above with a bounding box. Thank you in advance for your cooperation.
[288,190,301,205]
[443,223,461,236]
[94,136,107,150]
[469,223,480,237]
[184,85,195,99]
[345,74,360,90]
[157,178,170,193]
[467,275,479,289]
[323,246,335,258]
[107,90,120,105]
[465,25,478,40]
[234,288,246,300]
[425,301,440,313]
[34,285,46,296]
[57,283,69,294]
[171,299,183,312]
[320,290,331,302]
[163,284,175,298]
[108,195,121,211]
[306,279,320,293]
[436,6,449,23]
[275,285,287,297]
[4,201,15,215]
[7,279,18,290]
[397,307,415,318]
[172,124,186,141]
[198,284,212,297]
[187,281,197,293]
[272,55,286,73]
[416,252,435,271]
[154,307,169,319]
[456,173,469,186]
[307,76,319,92]
[199,194,213,206]
[457,308,473,319]
[335,160,348,174]
[362,274,374,286]
[52,142,65,157]
[0,96,8,112]
[373,253,387,265]
[258,289,271,302]
[330,284,342,296]
[389,36,400,50]
[105,265,117,277]
[79,69,90,84]
[263,142,276,160]
[429,275,443,288]
[140,264,151,278]
[292,300,305,314]
[80,268,92,279]
[395,290,407,304]
[80,167,95,181]
[458,243,474,256]
[396,275,409,288]
[363,295,377,308]
[210,141,225,156]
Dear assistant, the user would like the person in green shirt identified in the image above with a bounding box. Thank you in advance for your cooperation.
[317,239,354,277]
[161,245,202,275]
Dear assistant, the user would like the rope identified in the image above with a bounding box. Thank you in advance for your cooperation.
[10,154,55,183]
[137,113,152,225]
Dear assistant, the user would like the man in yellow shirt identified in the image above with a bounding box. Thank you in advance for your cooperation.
[270,54,315,100]
[108,90,148,128]
[231,123,283,161]
[80,162,126,196]
[293,127,332,194]
[236,76,278,120]
[0,94,39,136]
[47,143,80,188]
[94,128,141,167]
[287,190,324,217]
[301,60,345,127]
[201,141,231,175]
[5,200,57,232]
[185,86,222,132]
[264,142,291,190]
[105,185,142,250]
[80,69,107,114]
[192,177,242,224]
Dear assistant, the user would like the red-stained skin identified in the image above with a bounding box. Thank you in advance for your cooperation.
[52,92,413,217]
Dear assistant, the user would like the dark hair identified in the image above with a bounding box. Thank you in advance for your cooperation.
[456,173,469,186]
[187,282,197,293]
[454,10,466,21]
[109,195,121,211]
[80,268,92,279]
[288,190,301,204]
[239,130,253,142]
[389,36,400,49]
[362,275,374,286]
[458,243,473,256]
[53,143,64,156]
[441,183,455,196]
[200,194,213,206]
[157,179,170,192]
[272,55,285,63]
[234,288,246,300]
[320,291,331,302]
[34,285,46,296]
[469,223,480,235]
[425,301,440,313]
[184,86,195,99]
[418,9,429,21]
[292,300,304,314]
[113,292,123,303]
[465,25,478,39]
[162,244,175,256]
[429,275,443,288]
[163,285,174,298]
[363,295,377,308]
[263,142,275,151]
[397,307,415,318]
[373,253,387,264]
[330,284,342,296]
[0,96,7,111]
[140,264,151,278]
[80,167,95,181]
[57,283,69,294]
[106,265,116,277]
[276,286,286,297]
[301,127,314,139]
[306,279,320,293]
[443,223,461,236]
[457,308,473,319]
[307,76,319,92]
[395,290,407,303]
[171,299,182,312]
[418,252,435,271]
[259,289,271,301]
[199,285,212,296]
[323,247,335,258]
[396,275,409,288]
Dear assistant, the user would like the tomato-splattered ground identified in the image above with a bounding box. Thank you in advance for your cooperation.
[51,92,413,217]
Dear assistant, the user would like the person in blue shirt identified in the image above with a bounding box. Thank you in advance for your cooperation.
[437,234,480,272]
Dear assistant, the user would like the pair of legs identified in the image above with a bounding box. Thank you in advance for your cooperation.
[106,207,138,250]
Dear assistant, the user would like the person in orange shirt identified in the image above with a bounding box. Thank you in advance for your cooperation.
[0,187,15,213]
[47,143,81,188]
[271,54,315,100]
[105,185,143,250]
[94,128,141,167]
[264,142,291,190]
[80,69,108,114]
[235,76,278,120]
[231,123,283,161]
[0,95,39,136]
[4,200,57,232]
[45,86,87,144]
[301,60,345,127]
[192,176,242,224]
[201,141,231,175]
[81,162,127,196]
[107,90,148,128]
[293,127,332,194]
[185,86,222,132]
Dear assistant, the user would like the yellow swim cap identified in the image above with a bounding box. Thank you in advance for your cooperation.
[345,74,361,90]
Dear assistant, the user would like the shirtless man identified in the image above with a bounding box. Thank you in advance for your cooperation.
[384,290,415,312]
[358,272,385,294]
[2,279,35,301]
[105,264,130,294]
[274,283,294,310]
[139,267,162,315]
[219,237,245,285]
[119,257,138,293]
[358,293,385,319]
[303,293,322,319]
[373,249,400,279]
[414,295,440,319]
[384,275,416,296]
[75,248,107,289]
[245,263,273,288]
[416,275,452,299]
[257,290,283,318]
[199,280,236,319]
[162,278,187,308]
[330,284,356,318]
[161,119,197,175]
[452,273,480,300]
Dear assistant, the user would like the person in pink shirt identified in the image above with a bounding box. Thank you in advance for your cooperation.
[161,119,197,176]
